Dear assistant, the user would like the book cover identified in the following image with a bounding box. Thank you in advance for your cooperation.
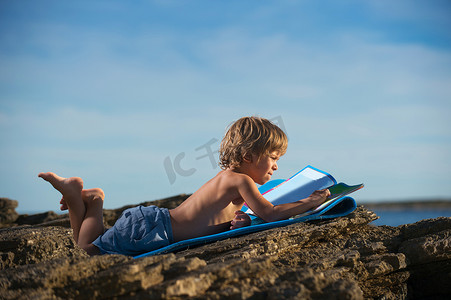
[243,165,363,216]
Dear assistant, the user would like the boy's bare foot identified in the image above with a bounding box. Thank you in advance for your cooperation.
[38,172,83,207]
[60,197,68,211]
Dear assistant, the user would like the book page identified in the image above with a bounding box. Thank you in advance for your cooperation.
[265,166,336,205]
[296,182,364,217]
[245,166,336,215]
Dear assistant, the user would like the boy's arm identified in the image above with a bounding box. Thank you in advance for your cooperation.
[238,175,330,222]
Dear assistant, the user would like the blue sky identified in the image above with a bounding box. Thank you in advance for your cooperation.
[1,0,450,213]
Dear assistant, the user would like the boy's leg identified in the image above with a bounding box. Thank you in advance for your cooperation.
[39,173,105,256]
[77,188,105,255]
[38,172,86,243]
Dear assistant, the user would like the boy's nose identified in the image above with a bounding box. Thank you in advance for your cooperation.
[273,163,278,170]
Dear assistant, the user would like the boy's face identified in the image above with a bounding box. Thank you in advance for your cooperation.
[245,151,281,185]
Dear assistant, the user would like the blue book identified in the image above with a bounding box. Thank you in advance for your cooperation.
[243,165,364,217]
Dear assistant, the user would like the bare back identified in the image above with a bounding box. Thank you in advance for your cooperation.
[169,170,246,242]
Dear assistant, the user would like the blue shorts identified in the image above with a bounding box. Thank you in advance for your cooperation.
[92,205,174,256]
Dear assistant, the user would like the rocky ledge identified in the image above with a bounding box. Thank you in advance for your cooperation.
[0,196,450,299]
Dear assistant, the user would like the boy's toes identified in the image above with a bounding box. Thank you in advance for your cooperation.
[38,172,49,179]
[60,198,68,210]
[38,172,57,182]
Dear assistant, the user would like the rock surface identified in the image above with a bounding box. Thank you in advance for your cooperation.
[1,196,450,299]
[0,198,19,227]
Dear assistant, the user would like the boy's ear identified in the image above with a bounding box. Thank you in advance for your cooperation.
[242,153,253,163]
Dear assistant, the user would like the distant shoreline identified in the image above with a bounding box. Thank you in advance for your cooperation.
[15,198,451,215]
[361,199,451,210]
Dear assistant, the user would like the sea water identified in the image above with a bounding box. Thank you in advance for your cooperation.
[370,208,451,226]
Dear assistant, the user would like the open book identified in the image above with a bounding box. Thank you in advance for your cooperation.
[242,165,364,217]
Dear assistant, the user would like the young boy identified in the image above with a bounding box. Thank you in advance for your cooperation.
[39,116,330,256]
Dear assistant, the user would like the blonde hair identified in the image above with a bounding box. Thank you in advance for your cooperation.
[219,116,287,169]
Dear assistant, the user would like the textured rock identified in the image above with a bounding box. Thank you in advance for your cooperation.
[0,226,88,269]
[15,211,66,226]
[0,196,450,299]
[0,198,19,226]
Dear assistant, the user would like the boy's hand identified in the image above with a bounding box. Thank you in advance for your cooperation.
[308,189,331,206]
[230,210,252,230]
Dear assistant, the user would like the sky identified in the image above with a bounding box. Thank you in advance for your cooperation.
[0,0,450,213]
